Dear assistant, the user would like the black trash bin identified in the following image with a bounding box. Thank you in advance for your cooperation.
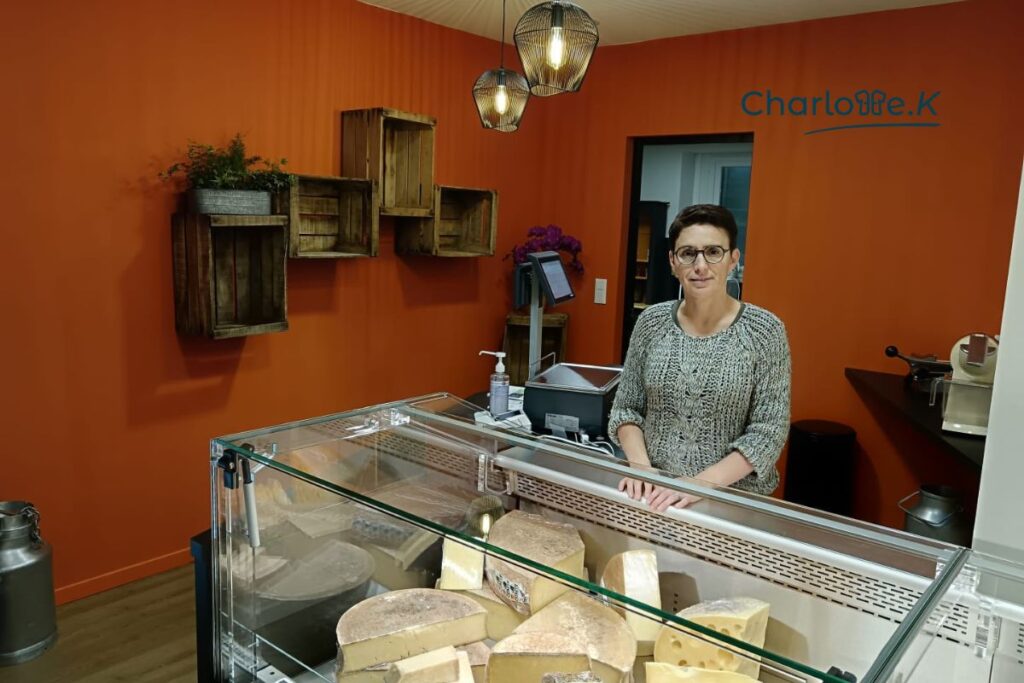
[784,420,857,516]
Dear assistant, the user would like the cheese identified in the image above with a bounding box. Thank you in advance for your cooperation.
[385,646,459,683]
[461,641,490,683]
[336,589,488,673]
[600,550,662,657]
[337,643,488,683]
[486,632,591,683]
[484,511,586,615]
[454,585,526,640]
[514,592,636,683]
[456,651,474,683]
[653,598,769,679]
[439,538,485,590]
[645,663,757,682]
[541,674,603,683]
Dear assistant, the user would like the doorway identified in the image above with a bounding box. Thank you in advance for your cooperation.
[621,133,755,360]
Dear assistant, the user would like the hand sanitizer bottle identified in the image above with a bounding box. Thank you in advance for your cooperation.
[479,351,510,417]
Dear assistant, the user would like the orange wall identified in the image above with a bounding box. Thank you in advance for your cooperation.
[539,0,1023,527]
[0,0,558,603]
[2,0,1022,604]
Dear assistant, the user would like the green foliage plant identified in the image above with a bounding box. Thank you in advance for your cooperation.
[161,134,291,193]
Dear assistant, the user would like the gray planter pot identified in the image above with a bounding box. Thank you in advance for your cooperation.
[187,189,271,215]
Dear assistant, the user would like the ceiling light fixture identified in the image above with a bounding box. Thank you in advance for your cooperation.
[473,0,530,132]
[514,1,598,97]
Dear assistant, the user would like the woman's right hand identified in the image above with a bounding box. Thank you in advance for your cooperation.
[618,461,657,501]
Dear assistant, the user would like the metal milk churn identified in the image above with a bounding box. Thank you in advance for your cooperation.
[898,485,973,547]
[0,501,58,665]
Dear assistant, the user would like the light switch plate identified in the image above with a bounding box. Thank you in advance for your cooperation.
[594,278,607,304]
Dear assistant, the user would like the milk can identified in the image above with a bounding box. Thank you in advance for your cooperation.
[898,485,973,547]
[0,501,57,665]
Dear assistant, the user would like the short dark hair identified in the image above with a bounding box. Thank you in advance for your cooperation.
[668,204,738,251]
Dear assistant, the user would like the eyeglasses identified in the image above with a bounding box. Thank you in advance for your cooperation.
[673,245,728,265]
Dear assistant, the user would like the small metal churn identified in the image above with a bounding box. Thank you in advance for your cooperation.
[1,501,57,665]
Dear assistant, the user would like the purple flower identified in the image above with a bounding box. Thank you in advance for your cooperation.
[505,224,584,275]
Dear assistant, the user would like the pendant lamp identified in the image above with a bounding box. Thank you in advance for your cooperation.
[473,0,530,132]
[514,0,599,97]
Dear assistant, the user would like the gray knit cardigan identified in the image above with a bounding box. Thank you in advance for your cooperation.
[608,300,791,495]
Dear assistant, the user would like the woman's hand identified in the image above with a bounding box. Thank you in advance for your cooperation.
[618,474,653,502]
[618,467,702,511]
[645,484,701,512]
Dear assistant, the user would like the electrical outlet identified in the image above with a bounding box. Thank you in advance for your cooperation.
[594,278,608,304]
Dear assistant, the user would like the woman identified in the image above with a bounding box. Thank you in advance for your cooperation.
[609,204,791,511]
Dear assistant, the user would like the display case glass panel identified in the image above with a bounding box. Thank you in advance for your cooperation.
[210,393,966,683]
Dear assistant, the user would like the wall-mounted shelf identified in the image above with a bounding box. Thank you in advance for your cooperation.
[845,368,984,469]
[341,108,436,217]
[276,174,378,258]
[172,213,288,339]
[396,185,497,257]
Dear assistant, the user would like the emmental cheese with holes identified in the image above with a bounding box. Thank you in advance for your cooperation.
[645,663,757,682]
[486,632,591,683]
[653,598,769,679]
[514,592,636,683]
[484,511,586,615]
[336,589,487,673]
[600,549,662,656]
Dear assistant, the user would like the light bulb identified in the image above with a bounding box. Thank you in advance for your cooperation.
[546,26,565,70]
[494,85,509,115]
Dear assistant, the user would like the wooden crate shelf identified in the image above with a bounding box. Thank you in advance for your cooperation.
[275,174,379,258]
[172,213,288,339]
[396,185,498,257]
[502,313,569,386]
[341,108,436,217]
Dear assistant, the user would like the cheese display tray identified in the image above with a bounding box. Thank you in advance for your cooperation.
[210,393,1023,683]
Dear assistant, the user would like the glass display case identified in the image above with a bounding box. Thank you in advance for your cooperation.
[880,551,1024,682]
[210,393,976,683]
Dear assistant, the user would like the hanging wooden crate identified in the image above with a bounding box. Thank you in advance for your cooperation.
[341,108,436,217]
[396,186,498,257]
[275,174,379,258]
[172,213,288,339]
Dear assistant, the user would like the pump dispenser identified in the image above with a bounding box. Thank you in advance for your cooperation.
[479,350,510,417]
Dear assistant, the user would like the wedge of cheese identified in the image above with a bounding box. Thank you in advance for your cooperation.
[337,643,489,683]
[486,632,591,683]
[484,511,585,615]
[385,646,459,683]
[461,641,490,683]
[439,537,485,590]
[514,592,636,683]
[336,589,487,673]
[653,598,769,679]
[645,663,757,682]
[600,550,662,656]
[456,651,475,683]
[454,585,526,640]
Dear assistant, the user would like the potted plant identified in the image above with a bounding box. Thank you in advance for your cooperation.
[507,224,585,274]
[161,134,291,215]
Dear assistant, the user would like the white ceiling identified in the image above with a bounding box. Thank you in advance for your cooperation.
[356,0,964,46]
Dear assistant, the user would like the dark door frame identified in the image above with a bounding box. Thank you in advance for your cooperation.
[621,133,755,361]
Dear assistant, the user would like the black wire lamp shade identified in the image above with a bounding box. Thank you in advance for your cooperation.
[514,0,599,97]
[473,67,531,132]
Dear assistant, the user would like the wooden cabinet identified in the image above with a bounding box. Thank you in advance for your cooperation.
[621,201,671,358]
[172,213,288,339]
[396,186,497,257]
[341,108,436,217]
[276,174,378,258]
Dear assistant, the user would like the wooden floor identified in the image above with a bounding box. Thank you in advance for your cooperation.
[1,565,198,683]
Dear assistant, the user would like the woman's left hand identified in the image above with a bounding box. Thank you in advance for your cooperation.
[645,484,701,512]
